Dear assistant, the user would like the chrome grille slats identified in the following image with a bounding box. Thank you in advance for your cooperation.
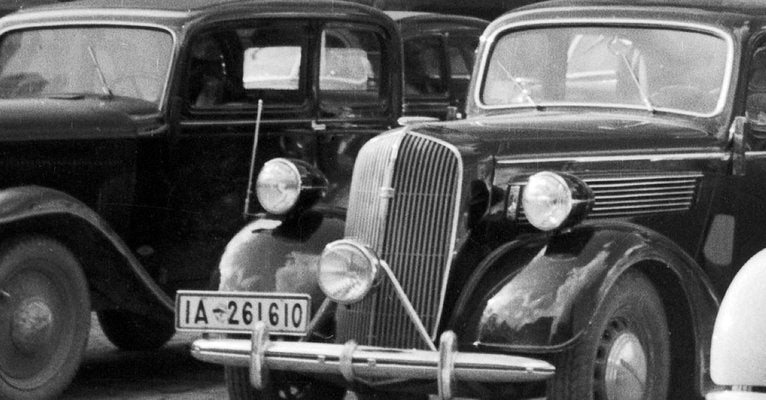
[345,133,402,246]
[378,133,461,349]
[585,173,701,217]
[337,132,403,346]
[335,131,462,350]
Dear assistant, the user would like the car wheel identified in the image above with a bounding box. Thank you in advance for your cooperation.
[0,237,91,400]
[226,366,345,400]
[547,270,670,400]
[96,310,175,351]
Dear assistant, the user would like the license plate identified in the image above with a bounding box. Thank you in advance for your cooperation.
[175,290,310,335]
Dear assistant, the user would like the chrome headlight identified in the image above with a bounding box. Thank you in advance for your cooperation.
[318,240,379,304]
[520,171,593,231]
[256,158,327,215]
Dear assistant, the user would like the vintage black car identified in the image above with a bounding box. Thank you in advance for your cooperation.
[188,0,766,399]
[0,1,485,398]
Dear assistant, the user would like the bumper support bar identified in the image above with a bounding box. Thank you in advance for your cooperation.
[192,322,554,399]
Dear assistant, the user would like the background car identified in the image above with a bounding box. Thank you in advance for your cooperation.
[190,1,766,399]
[708,249,766,400]
[0,1,485,398]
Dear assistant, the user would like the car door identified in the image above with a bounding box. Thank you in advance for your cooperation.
[402,33,450,119]
[150,20,315,293]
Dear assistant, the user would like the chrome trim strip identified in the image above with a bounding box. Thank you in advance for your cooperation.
[594,201,692,210]
[584,173,703,182]
[595,190,694,199]
[746,151,766,160]
[590,207,690,217]
[473,17,734,118]
[377,131,407,252]
[496,152,729,165]
[0,20,178,109]
[407,131,464,340]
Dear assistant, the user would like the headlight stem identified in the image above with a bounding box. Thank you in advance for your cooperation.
[377,260,437,351]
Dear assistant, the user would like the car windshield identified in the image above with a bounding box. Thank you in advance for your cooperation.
[0,26,173,104]
[481,26,729,115]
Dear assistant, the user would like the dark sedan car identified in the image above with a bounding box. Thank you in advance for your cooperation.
[0,1,485,398]
[190,0,766,399]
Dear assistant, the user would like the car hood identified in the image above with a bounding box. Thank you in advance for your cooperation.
[0,96,160,140]
[406,110,718,161]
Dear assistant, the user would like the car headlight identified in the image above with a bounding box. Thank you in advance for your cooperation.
[255,158,327,215]
[318,240,379,304]
[521,171,593,231]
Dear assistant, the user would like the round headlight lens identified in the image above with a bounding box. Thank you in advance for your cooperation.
[522,172,573,231]
[256,158,301,215]
[318,240,379,304]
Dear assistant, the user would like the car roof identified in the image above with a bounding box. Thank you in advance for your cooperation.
[387,11,488,34]
[0,0,400,34]
[519,0,766,16]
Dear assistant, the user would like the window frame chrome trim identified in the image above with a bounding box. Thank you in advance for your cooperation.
[473,17,735,119]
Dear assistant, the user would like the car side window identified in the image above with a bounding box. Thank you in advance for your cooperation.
[747,47,766,126]
[185,22,309,111]
[318,26,387,118]
[447,35,477,80]
[446,35,479,107]
[403,36,447,98]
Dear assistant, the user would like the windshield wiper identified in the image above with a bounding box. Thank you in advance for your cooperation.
[494,61,542,110]
[87,46,113,99]
[610,37,655,113]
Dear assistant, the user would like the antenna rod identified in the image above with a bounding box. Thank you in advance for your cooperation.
[243,99,263,218]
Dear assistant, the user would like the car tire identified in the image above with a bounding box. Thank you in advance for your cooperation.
[547,270,670,400]
[0,236,91,400]
[96,310,175,351]
[226,366,346,400]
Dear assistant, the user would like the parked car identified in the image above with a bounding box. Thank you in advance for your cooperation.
[0,1,486,398]
[707,248,766,400]
[187,0,766,399]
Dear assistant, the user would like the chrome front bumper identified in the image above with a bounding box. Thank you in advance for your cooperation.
[192,322,555,399]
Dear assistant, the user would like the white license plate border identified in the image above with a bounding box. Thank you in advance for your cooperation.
[174,290,311,336]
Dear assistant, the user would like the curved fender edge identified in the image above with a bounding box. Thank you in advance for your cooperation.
[0,186,172,315]
[710,248,766,387]
[218,208,345,317]
[450,222,718,354]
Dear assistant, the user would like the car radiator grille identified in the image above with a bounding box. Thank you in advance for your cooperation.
[336,131,461,350]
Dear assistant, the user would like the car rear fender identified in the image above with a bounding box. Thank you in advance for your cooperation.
[0,185,172,318]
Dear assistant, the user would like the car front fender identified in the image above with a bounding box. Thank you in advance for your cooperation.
[218,208,345,317]
[0,185,172,316]
[451,222,717,353]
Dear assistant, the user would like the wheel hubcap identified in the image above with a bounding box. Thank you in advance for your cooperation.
[11,297,54,354]
[604,331,647,400]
